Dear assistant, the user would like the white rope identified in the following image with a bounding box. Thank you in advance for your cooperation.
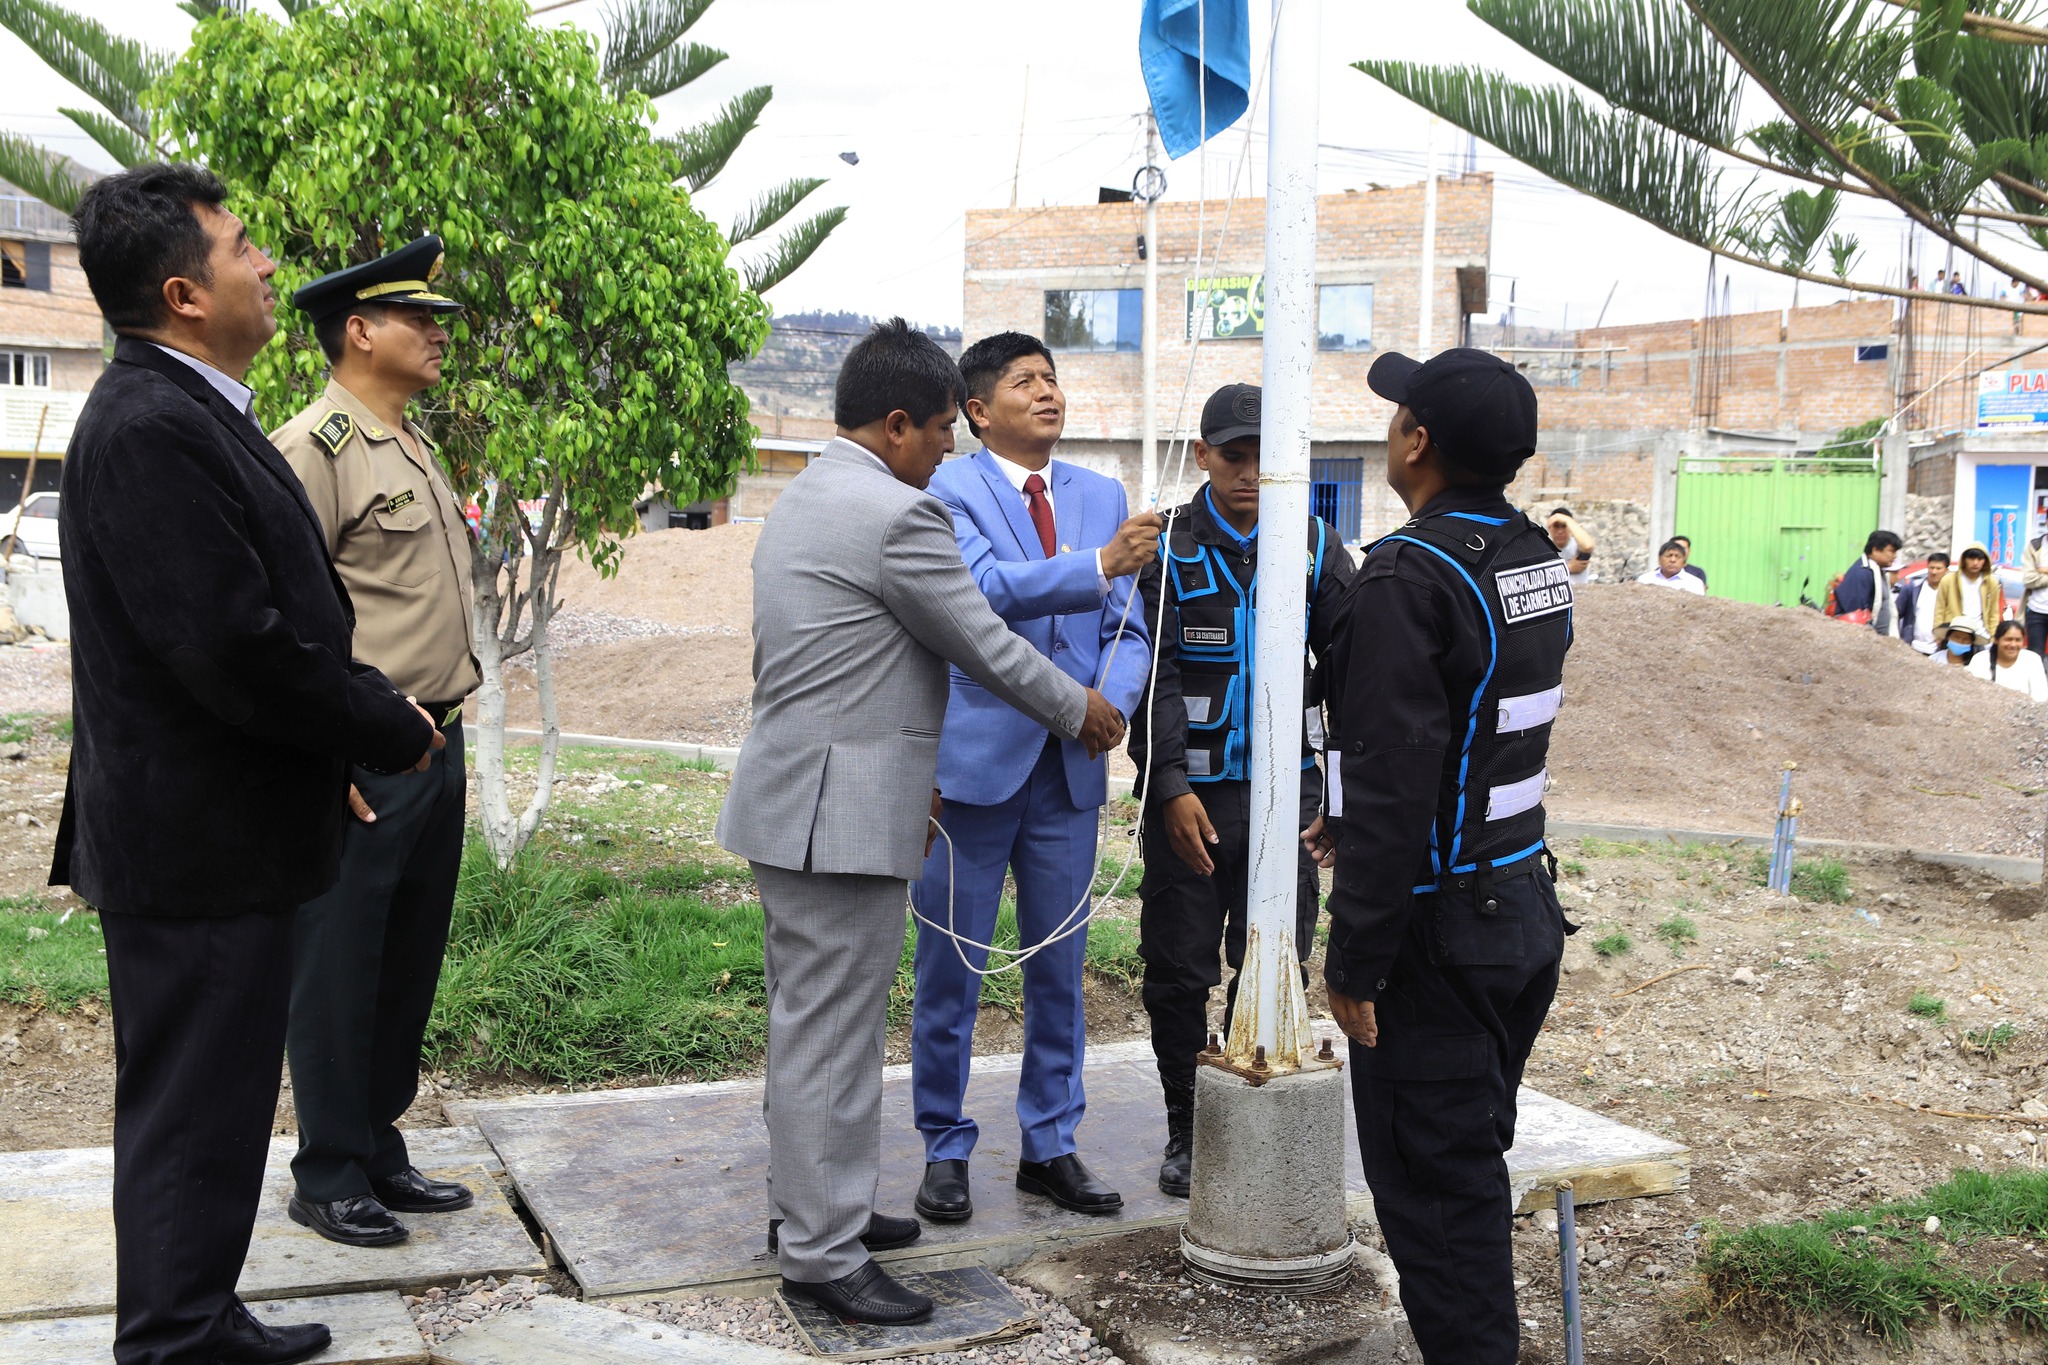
[911,2,1290,978]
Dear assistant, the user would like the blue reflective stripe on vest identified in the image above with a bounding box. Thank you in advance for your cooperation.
[1441,512,1510,525]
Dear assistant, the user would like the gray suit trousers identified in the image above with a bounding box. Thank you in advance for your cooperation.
[753,860,908,1282]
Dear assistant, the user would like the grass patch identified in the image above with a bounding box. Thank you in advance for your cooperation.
[1559,858,1588,877]
[1967,1022,2021,1056]
[1093,850,1144,900]
[0,713,32,746]
[1579,836,1647,858]
[1746,851,1852,903]
[0,897,106,1008]
[1908,991,1949,1023]
[1697,1169,2048,1344]
[1592,927,1633,958]
[1655,914,1698,949]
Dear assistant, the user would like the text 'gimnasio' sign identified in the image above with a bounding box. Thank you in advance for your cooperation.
[1185,274,1265,341]
[1977,370,2048,430]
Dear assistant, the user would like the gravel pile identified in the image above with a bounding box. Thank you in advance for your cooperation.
[0,643,69,715]
[405,1275,553,1347]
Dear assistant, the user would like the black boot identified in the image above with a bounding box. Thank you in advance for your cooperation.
[1159,1076,1194,1198]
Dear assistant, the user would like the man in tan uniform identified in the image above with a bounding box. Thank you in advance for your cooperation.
[271,235,480,1247]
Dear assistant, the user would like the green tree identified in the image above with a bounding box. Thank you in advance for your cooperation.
[0,0,844,293]
[1356,0,2048,314]
[155,0,768,864]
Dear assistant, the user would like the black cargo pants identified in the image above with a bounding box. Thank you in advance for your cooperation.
[1138,770,1323,1091]
[1351,864,1566,1365]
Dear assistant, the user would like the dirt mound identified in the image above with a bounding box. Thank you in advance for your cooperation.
[517,528,2048,856]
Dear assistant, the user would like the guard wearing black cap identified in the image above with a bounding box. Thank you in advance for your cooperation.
[1127,382,1353,1198]
[269,235,481,1247]
[1303,348,1573,1364]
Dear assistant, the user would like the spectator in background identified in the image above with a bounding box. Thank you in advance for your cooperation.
[1637,539,1705,594]
[1672,534,1706,588]
[1951,274,1969,296]
[1834,530,1901,634]
[2021,525,2048,655]
[1932,270,1948,294]
[1546,506,1594,586]
[1895,551,1948,656]
[1969,620,2048,700]
[1935,543,2001,664]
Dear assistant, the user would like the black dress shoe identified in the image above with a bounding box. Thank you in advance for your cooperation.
[782,1258,934,1325]
[370,1166,475,1213]
[1017,1152,1123,1215]
[287,1193,409,1247]
[914,1158,972,1222]
[1158,1130,1193,1199]
[768,1211,922,1254]
[212,1301,331,1365]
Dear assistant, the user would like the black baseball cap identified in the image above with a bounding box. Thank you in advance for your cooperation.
[1367,347,1538,481]
[1200,383,1262,445]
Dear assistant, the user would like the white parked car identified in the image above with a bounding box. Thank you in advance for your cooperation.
[1,491,60,560]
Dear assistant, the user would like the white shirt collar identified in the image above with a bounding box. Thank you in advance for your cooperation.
[824,435,893,476]
[982,446,1055,498]
[150,343,257,426]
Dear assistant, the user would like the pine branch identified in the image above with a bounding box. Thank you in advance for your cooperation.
[277,0,324,18]
[600,0,716,80]
[0,132,88,214]
[1877,0,2048,43]
[743,205,848,294]
[60,106,147,167]
[0,0,168,136]
[728,176,823,245]
[664,84,770,191]
[613,40,724,99]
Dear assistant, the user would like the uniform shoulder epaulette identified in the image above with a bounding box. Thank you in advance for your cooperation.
[311,410,354,458]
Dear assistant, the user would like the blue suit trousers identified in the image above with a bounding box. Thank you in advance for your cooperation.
[911,737,1097,1164]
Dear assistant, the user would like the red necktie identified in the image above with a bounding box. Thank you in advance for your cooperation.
[1022,473,1057,559]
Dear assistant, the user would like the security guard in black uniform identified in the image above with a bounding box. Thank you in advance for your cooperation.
[270,237,480,1247]
[1304,349,1572,1364]
[1129,383,1353,1198]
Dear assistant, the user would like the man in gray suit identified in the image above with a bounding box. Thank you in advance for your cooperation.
[716,319,1124,1324]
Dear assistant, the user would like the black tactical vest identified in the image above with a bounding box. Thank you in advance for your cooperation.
[1375,508,1573,886]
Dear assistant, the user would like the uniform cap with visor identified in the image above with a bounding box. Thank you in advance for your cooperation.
[1200,383,1263,445]
[292,234,464,323]
[1367,347,1538,483]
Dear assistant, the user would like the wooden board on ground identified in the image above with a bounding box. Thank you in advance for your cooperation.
[778,1267,1037,1361]
[0,1139,543,1322]
[471,1038,1689,1300]
[0,1290,425,1365]
[430,1296,807,1365]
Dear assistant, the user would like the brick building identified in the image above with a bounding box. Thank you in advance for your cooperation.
[961,176,1494,540]
[0,184,103,509]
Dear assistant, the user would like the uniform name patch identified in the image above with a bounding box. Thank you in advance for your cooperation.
[1182,626,1229,646]
[1494,560,1574,623]
[383,489,417,514]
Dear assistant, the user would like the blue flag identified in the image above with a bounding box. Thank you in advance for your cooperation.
[1140,0,1252,159]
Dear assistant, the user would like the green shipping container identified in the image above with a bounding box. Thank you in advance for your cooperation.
[1672,456,1882,609]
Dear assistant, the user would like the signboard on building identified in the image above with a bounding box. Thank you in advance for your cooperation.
[1,391,86,456]
[1976,370,2048,430]
[1185,274,1265,341]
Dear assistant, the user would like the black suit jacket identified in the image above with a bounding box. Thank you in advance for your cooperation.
[51,338,432,916]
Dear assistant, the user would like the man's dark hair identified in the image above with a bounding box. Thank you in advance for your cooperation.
[1401,409,1520,486]
[1659,538,1686,556]
[1672,534,1691,547]
[1865,530,1903,554]
[1928,551,1952,566]
[834,317,966,430]
[957,331,1055,439]
[314,301,391,363]
[1550,505,1575,519]
[72,163,228,332]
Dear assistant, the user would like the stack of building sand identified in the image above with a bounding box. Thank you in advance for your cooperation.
[506,522,2048,858]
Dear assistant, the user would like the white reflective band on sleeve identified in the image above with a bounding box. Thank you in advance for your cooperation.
[1304,706,1326,750]
[1496,685,1563,734]
[1187,750,1212,777]
[1184,696,1213,724]
[1486,767,1549,821]
[1325,752,1343,817]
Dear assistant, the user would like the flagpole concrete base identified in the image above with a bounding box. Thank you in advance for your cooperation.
[1180,1063,1355,1294]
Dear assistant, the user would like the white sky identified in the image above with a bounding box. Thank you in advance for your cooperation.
[4,0,2041,332]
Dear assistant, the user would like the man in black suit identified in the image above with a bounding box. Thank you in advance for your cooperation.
[52,164,441,1365]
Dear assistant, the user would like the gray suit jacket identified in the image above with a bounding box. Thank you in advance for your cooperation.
[716,439,1089,880]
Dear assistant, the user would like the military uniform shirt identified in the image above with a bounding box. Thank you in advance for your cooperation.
[272,379,480,703]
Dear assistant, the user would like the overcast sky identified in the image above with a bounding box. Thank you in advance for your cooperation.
[5,0,2039,334]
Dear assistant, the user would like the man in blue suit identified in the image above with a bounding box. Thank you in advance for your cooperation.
[910,332,1160,1222]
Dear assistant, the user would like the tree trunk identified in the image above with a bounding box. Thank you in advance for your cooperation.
[469,483,568,869]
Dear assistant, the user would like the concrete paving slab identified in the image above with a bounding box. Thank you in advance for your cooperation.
[472,1038,1688,1299]
[430,1296,806,1365]
[780,1266,1036,1361]
[0,1140,543,1322]
[0,1290,426,1365]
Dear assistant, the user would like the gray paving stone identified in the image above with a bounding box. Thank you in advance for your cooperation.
[0,1290,425,1364]
[432,1296,806,1365]
[0,1140,543,1321]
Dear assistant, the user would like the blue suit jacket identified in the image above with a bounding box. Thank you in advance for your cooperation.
[929,449,1152,809]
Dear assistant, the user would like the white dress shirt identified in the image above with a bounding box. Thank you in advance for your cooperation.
[982,447,1111,594]
[150,343,260,429]
[1636,567,1705,595]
